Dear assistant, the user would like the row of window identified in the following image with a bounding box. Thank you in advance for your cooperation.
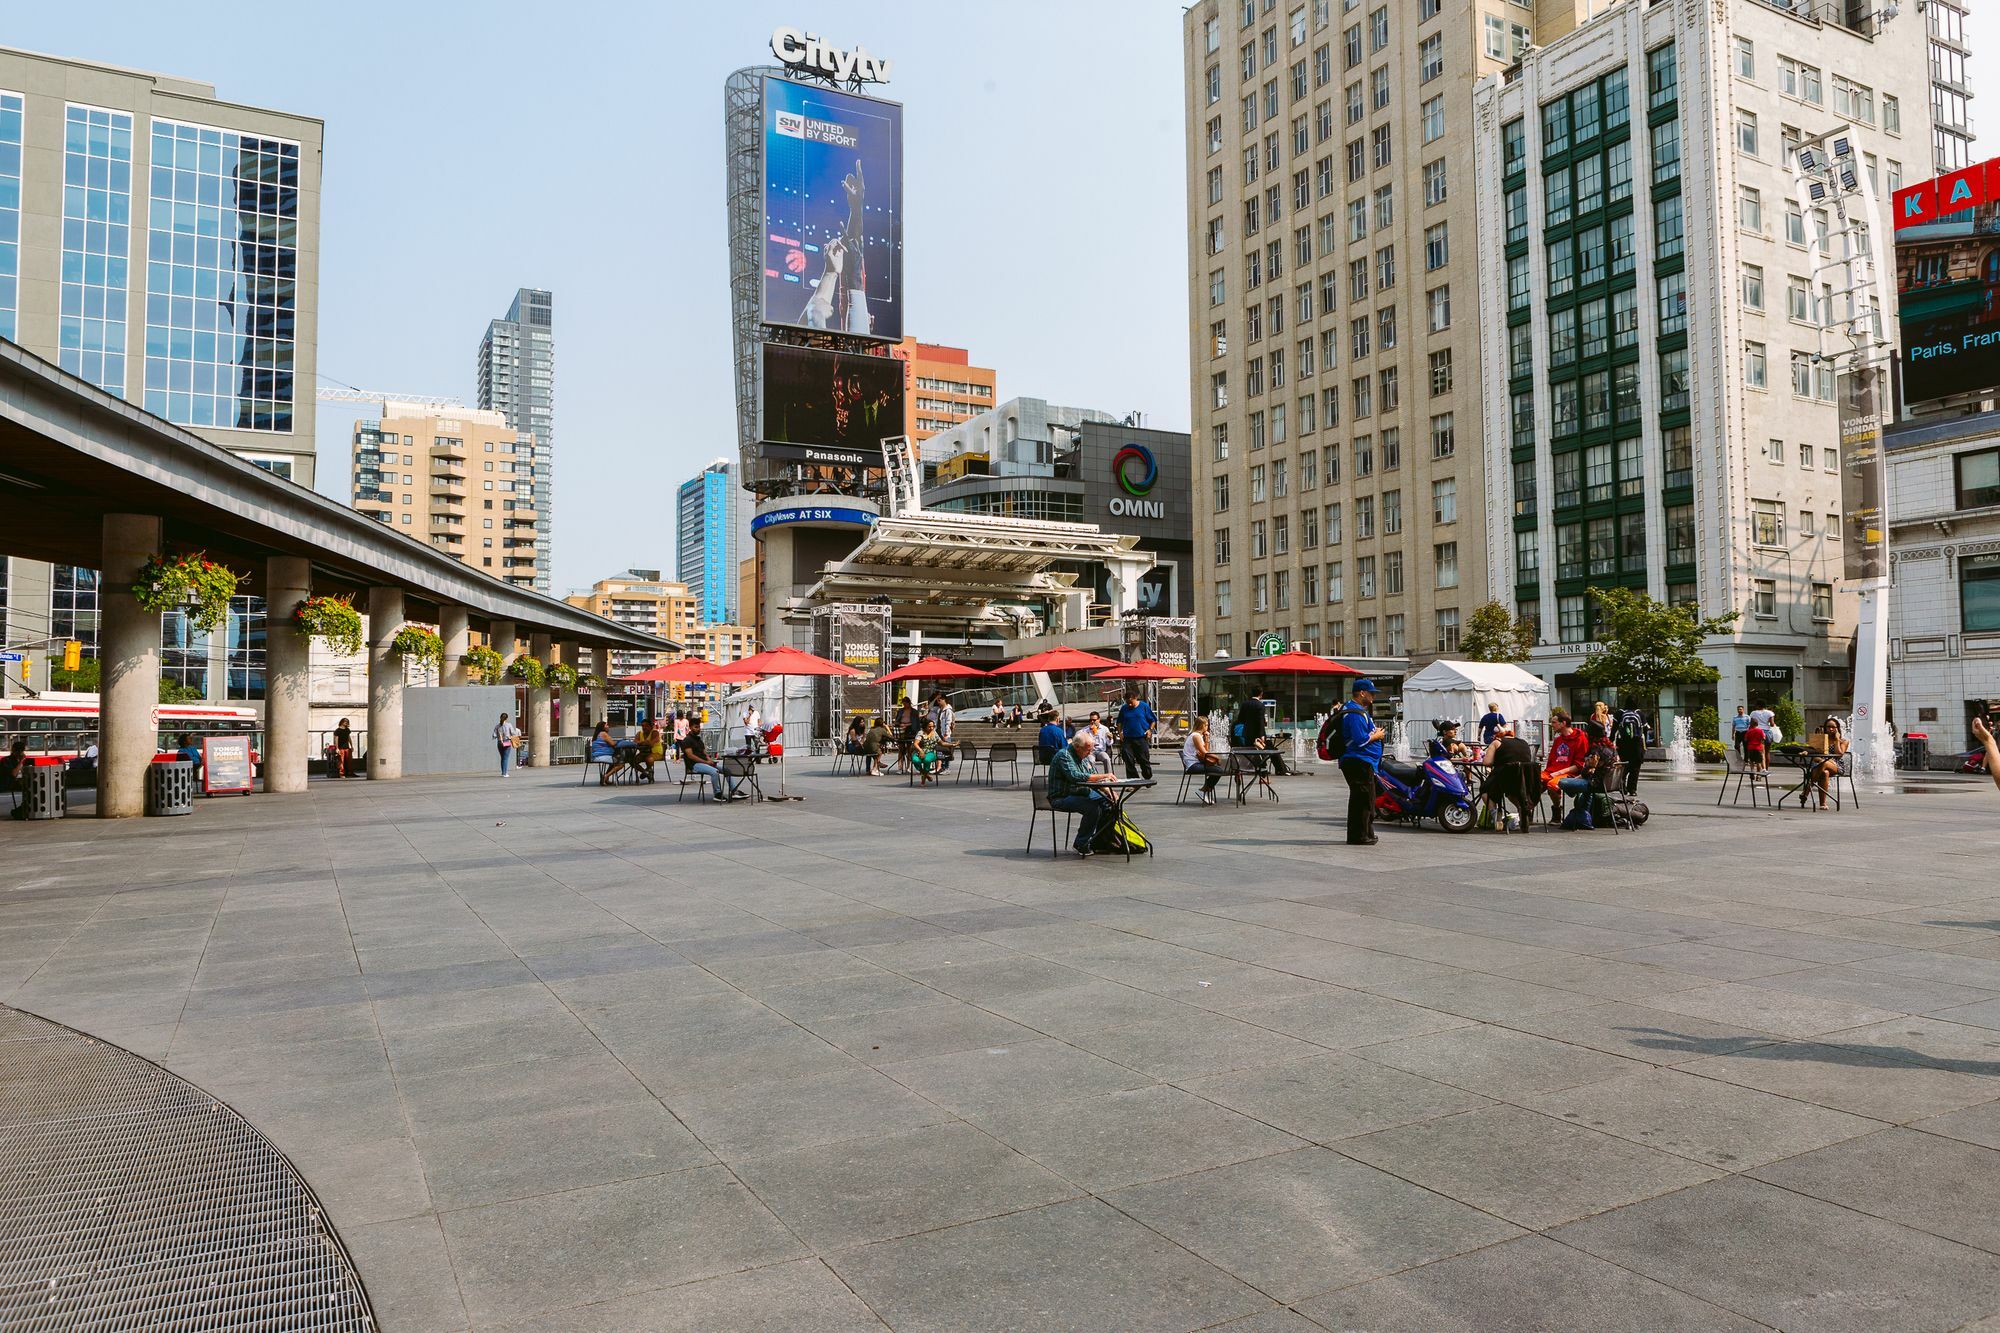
[1217,458,1460,516]
[1211,482,1459,567]
[1216,543,1462,616]
[1209,608,1458,659]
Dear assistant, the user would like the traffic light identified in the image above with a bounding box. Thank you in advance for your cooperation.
[63,640,81,672]
[19,657,28,684]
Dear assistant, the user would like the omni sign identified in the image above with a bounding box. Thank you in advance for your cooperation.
[1108,443,1164,519]
[770,27,893,85]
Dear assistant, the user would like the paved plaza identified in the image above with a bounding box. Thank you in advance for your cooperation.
[4,762,2000,1331]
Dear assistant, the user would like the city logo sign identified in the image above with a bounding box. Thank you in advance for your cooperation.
[1109,443,1163,518]
[771,26,892,84]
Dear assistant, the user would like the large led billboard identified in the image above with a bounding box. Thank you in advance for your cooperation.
[761,345,905,462]
[1894,156,2000,408]
[761,77,903,340]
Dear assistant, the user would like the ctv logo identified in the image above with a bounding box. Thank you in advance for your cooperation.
[1895,155,2000,229]
[773,111,804,138]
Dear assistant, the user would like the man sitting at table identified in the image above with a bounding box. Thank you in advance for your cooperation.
[1541,710,1593,818]
[1036,709,1068,766]
[1048,732,1116,858]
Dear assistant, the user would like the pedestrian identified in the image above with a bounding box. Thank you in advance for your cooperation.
[1079,711,1115,772]
[1731,705,1751,760]
[1035,708,1068,766]
[1116,687,1157,781]
[1335,679,1386,846]
[331,717,354,778]
[1972,715,2000,794]
[1483,725,1537,832]
[1047,731,1115,857]
[1235,687,1294,775]
[911,718,944,784]
[1477,701,1507,748]
[1744,716,1769,773]
[862,715,894,777]
[494,711,519,775]
[1180,714,1225,805]
[1614,706,1647,795]
[1541,709,1592,821]
[930,691,957,773]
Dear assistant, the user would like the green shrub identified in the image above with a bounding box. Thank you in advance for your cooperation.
[1692,738,1727,763]
[1692,705,1719,743]
[1774,695,1805,741]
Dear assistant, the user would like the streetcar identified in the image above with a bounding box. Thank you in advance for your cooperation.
[0,694,262,760]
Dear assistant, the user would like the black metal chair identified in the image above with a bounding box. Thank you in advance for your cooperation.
[719,754,762,802]
[676,757,710,804]
[954,742,980,784]
[1026,775,1074,857]
[983,742,1022,787]
[1717,753,1773,808]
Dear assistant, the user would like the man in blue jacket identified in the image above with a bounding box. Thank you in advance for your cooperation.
[1336,679,1387,846]
[1115,688,1156,780]
[1035,709,1068,766]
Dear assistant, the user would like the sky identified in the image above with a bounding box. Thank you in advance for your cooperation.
[4,1,1195,594]
[8,2,1996,595]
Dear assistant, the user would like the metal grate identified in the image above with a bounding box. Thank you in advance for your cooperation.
[0,1005,374,1331]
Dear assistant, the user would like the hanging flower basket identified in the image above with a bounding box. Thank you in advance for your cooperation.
[581,673,604,691]
[133,552,239,633]
[547,662,579,691]
[461,644,505,686]
[292,595,364,657]
[391,624,444,669]
[507,654,546,688]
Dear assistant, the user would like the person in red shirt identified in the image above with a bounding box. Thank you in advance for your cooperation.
[1743,720,1768,772]
[1542,711,1594,820]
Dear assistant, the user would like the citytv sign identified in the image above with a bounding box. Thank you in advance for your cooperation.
[770,27,892,84]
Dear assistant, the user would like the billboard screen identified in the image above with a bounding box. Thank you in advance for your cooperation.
[761,345,904,460]
[1894,156,2000,408]
[761,77,903,340]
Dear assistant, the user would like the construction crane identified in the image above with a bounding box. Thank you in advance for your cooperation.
[314,375,463,410]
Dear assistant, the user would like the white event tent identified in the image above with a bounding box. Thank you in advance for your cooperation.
[1401,660,1552,751]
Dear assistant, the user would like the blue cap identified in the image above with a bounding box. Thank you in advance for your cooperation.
[1353,678,1377,693]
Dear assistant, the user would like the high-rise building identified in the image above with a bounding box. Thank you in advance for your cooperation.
[564,570,698,679]
[1182,2,1595,672]
[675,459,752,624]
[895,338,996,443]
[476,288,553,592]
[352,403,542,587]
[0,46,322,700]
[1926,1,1973,172]
[1471,0,1934,726]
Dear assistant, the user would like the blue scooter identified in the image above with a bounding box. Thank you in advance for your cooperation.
[1373,749,1477,833]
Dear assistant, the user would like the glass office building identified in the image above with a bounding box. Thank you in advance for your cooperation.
[476,288,554,593]
[0,91,22,343]
[675,460,751,626]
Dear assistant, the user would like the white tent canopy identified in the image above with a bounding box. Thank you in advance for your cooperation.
[1401,660,1551,748]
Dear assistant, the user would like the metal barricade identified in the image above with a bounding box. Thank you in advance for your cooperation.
[145,760,196,817]
[22,764,65,820]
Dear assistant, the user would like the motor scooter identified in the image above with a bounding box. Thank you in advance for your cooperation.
[1374,753,1477,833]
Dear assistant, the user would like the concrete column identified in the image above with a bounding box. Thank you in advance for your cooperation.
[440,606,471,687]
[526,631,552,767]
[597,641,618,726]
[367,587,405,780]
[488,618,516,662]
[558,641,581,738]
[264,556,312,793]
[98,513,163,818]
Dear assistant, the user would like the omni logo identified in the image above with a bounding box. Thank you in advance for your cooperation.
[1109,444,1164,519]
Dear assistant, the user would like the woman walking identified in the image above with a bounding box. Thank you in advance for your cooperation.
[494,711,519,776]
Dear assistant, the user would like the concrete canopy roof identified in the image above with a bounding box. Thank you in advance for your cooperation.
[0,341,672,652]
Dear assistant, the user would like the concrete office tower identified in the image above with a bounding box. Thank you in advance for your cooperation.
[1926,1,1973,173]
[676,459,753,625]
[1471,0,1933,727]
[565,571,697,679]
[476,288,554,593]
[1181,1,1594,672]
[352,403,543,588]
[896,338,997,444]
[0,45,322,699]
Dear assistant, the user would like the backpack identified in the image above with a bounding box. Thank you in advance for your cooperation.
[1093,811,1150,854]
[1614,709,1646,750]
[1562,802,1595,831]
[1317,713,1347,762]
[1615,795,1650,826]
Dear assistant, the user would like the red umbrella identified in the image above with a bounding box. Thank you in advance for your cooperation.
[1228,650,1359,751]
[699,645,867,800]
[1092,659,1202,681]
[622,658,731,683]
[990,645,1123,675]
[873,656,991,686]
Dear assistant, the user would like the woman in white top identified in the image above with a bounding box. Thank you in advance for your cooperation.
[1181,716,1225,805]
[493,712,520,776]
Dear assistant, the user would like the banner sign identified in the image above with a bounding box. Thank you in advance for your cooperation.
[751,505,875,534]
[1894,155,2000,407]
[202,735,253,795]
[1837,367,1886,581]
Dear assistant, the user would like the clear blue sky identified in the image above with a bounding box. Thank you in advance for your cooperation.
[7,2,1194,593]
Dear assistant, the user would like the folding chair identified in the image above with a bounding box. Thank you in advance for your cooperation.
[676,758,710,804]
[1026,775,1074,857]
[719,754,762,802]
[1830,750,1861,810]
[1597,761,1634,833]
[1716,753,1773,808]
[983,742,1021,787]
[954,742,980,785]
[829,747,863,777]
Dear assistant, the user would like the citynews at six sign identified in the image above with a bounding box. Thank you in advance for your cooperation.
[1892,155,2000,407]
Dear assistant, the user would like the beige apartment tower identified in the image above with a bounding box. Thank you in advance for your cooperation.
[351,404,541,588]
[1182,0,1590,670]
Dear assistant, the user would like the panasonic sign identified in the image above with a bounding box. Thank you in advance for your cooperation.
[770,27,892,84]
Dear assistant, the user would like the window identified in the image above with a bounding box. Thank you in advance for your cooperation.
[1651,119,1680,186]
[1513,390,1536,449]
[1328,560,1344,602]
[1799,442,1814,470]
[1371,124,1393,168]
[1546,171,1573,229]
[1353,374,1372,418]
[1384,551,1403,596]
[1513,457,1537,516]
[1251,519,1269,558]
[1378,366,1399,410]
[1507,254,1530,310]
[1505,186,1527,244]
[1211,269,1227,306]
[1963,555,2000,631]
[1435,541,1458,589]
[1577,227,1606,287]
[1573,82,1601,144]
[1275,515,1291,558]
[1736,108,1758,157]
[1664,426,1692,489]
[1660,347,1689,411]
[1351,315,1370,359]
[1503,119,1526,176]
[1357,555,1376,597]
[1753,579,1776,617]
[1739,186,1762,232]
[1378,246,1396,289]
[1252,574,1270,613]
[1429,348,1453,396]
[1805,582,1832,622]
[1209,117,1224,153]
[1419,34,1443,82]
[1213,475,1230,511]
[1744,341,1767,389]
[1607,142,1632,205]
[1742,264,1764,310]
[1958,449,2000,509]
[1647,42,1677,112]
[1430,476,1456,525]
[1382,489,1402,535]
[1213,423,1231,460]
[1515,527,1540,579]
[1544,98,1571,157]
[1426,285,1452,332]
[1575,156,1604,217]
[1423,158,1447,206]
[1371,66,1391,111]
[1559,594,1588,644]
[1326,502,1342,544]
[1421,95,1444,144]
[1377,306,1396,351]
[1430,412,1455,458]
[1658,272,1687,335]
[1753,498,1785,546]
[1374,184,1394,229]
[1612,287,1638,349]
[1424,221,1449,272]
[1215,580,1232,617]
[1734,35,1755,80]
[1655,195,1683,260]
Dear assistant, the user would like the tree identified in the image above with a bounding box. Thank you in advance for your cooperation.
[50,659,101,692]
[1577,586,1739,699]
[1458,601,1537,663]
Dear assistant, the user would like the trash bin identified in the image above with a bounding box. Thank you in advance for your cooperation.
[1900,733,1930,772]
[22,762,65,820]
[145,760,196,816]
